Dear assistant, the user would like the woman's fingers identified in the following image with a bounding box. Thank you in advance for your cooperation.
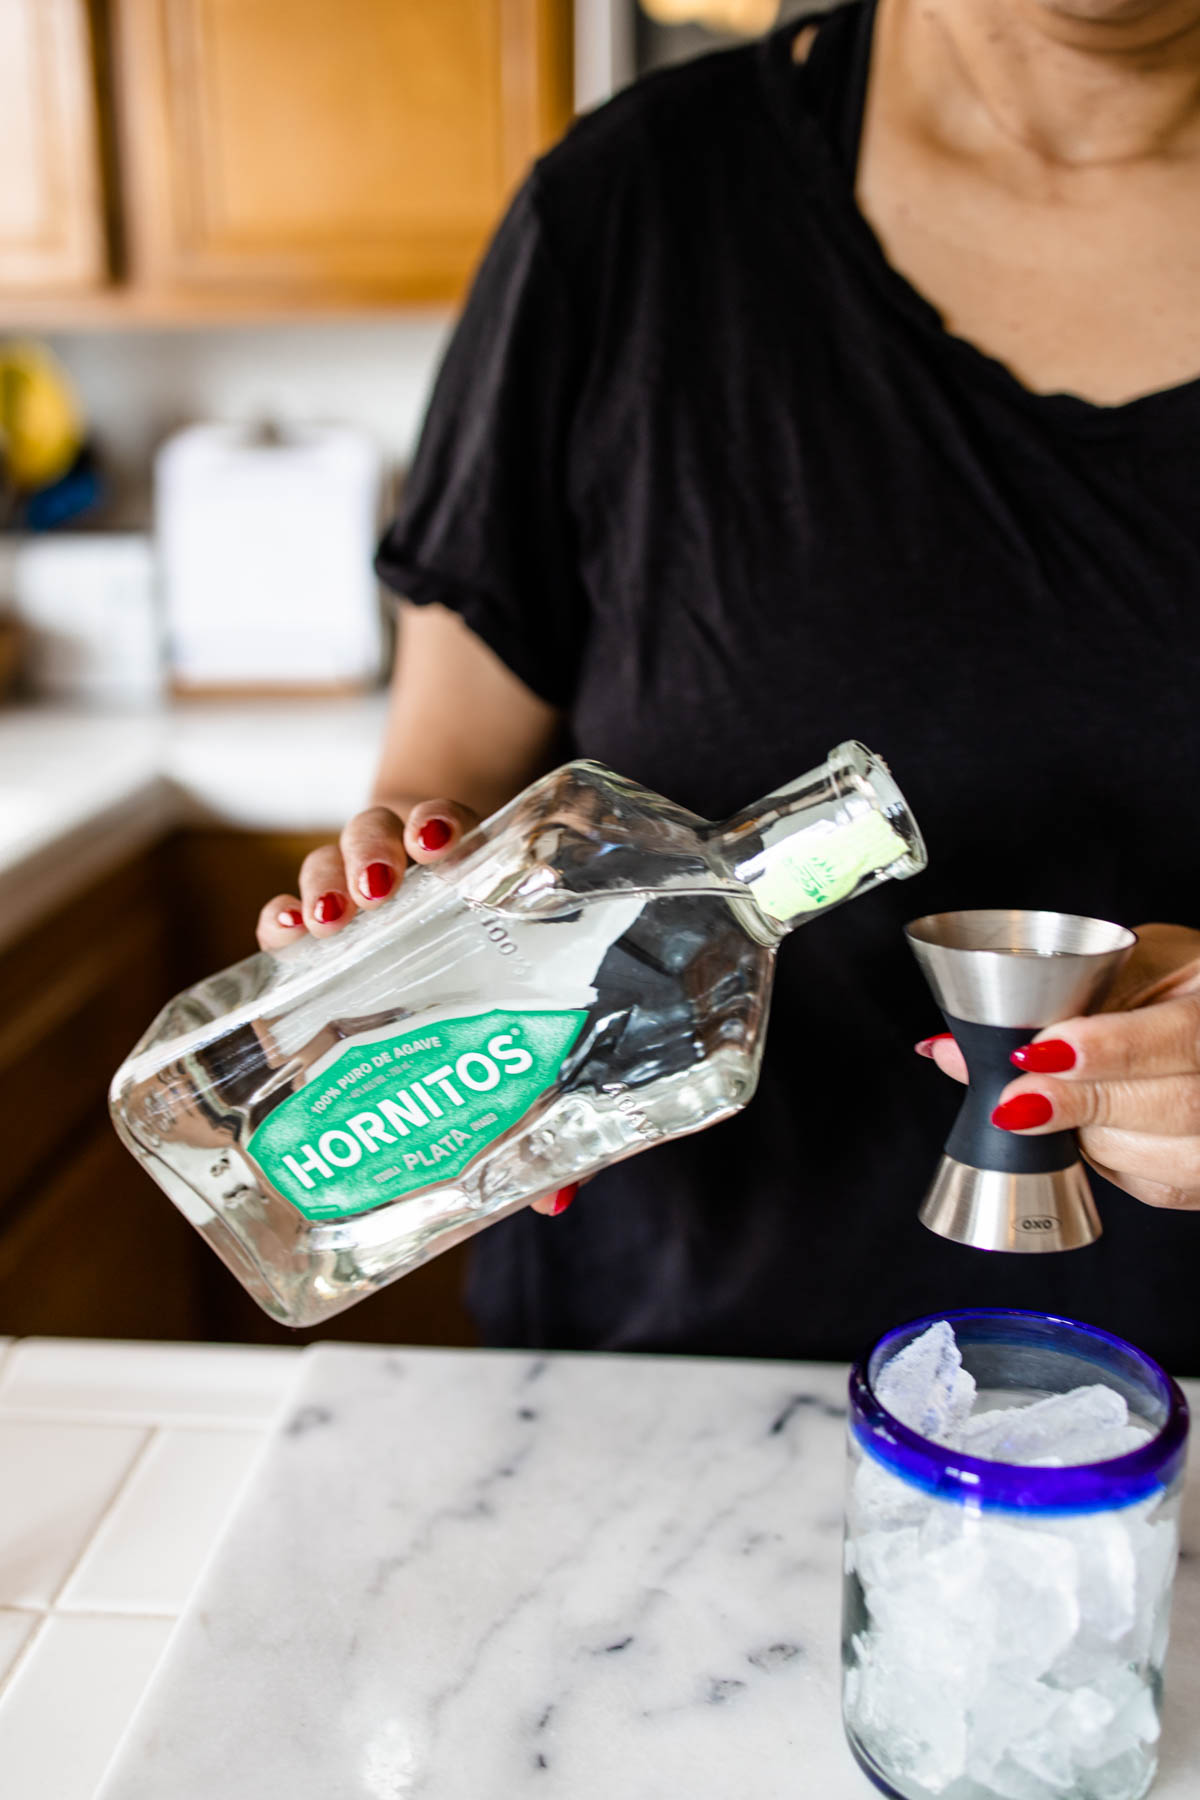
[1079,1127,1200,1195]
[921,1033,968,1083]
[253,800,477,952]
[1083,1152,1200,1213]
[298,842,356,937]
[339,805,408,908]
[914,1033,969,1081]
[1014,992,1200,1084]
[916,929,1200,1213]
[920,993,1200,1131]
[530,1183,580,1217]
[404,798,481,864]
[991,1070,1200,1138]
[257,893,306,951]
[1100,924,1200,1012]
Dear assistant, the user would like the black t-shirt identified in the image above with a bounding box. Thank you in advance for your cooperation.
[376,4,1200,1371]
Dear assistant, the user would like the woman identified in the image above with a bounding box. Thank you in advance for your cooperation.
[257,0,1200,1366]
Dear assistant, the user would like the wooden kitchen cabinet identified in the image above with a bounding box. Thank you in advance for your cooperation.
[113,0,572,302]
[0,843,213,1338]
[0,830,476,1346]
[0,0,572,322]
[0,0,110,291]
[0,1113,211,1337]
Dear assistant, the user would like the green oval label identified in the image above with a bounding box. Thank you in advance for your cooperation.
[248,1007,586,1221]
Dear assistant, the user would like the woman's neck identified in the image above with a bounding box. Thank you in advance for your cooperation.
[896,0,1200,168]
[857,0,1200,401]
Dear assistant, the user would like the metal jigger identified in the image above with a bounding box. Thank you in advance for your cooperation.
[906,910,1136,1253]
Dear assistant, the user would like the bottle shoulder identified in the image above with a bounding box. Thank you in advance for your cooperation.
[536,759,710,839]
[433,758,719,916]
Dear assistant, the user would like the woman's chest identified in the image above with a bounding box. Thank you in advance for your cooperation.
[856,119,1200,406]
[567,325,1200,820]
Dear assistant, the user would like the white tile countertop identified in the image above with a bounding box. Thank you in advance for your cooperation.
[0,696,388,950]
[1,1339,1196,1800]
[0,1337,303,1800]
[4,1339,1199,1800]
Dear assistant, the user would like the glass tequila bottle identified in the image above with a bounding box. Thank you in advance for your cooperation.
[110,742,925,1326]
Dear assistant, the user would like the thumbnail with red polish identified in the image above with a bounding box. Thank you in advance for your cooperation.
[992,1093,1054,1132]
[417,818,453,853]
[550,1184,579,1216]
[1010,1039,1076,1074]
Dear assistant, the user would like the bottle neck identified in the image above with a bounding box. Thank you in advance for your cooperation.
[712,742,925,933]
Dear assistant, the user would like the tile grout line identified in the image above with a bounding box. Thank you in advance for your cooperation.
[33,1605,180,1623]
[0,1611,49,1707]
[46,1425,161,1614]
[0,1407,273,1432]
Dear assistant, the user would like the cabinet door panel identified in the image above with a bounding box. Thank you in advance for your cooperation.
[115,0,572,301]
[0,0,108,289]
[0,834,478,1342]
[0,1117,210,1339]
[0,851,174,1209]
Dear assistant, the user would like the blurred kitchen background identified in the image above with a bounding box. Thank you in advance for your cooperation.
[0,0,810,1349]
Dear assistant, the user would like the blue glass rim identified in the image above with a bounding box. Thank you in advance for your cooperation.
[850,1307,1190,1514]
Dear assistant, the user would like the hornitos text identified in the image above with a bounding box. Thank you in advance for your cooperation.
[283,1032,534,1188]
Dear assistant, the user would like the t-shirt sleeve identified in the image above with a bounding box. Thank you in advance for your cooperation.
[375,177,586,707]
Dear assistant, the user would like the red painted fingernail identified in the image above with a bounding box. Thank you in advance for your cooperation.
[915,1033,954,1059]
[1011,1039,1076,1074]
[277,908,304,930]
[360,861,394,901]
[992,1093,1055,1132]
[417,817,453,853]
[550,1184,579,1217]
[312,891,347,925]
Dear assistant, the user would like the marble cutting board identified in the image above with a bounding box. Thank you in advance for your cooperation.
[98,1345,1200,1800]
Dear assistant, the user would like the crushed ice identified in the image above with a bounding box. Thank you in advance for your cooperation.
[875,1319,978,1445]
[845,1322,1179,1797]
[874,1319,1152,1465]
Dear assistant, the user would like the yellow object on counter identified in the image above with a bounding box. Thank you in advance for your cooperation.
[640,0,780,33]
[0,340,85,490]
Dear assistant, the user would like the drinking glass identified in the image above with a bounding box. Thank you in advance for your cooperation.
[842,1308,1189,1800]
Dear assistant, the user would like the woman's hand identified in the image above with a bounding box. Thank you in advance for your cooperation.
[249,601,573,1213]
[255,797,480,950]
[253,793,576,1219]
[917,924,1200,1211]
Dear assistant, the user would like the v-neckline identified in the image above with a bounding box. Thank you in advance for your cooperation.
[758,5,1200,440]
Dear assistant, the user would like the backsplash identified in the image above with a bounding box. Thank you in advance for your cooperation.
[45,316,454,501]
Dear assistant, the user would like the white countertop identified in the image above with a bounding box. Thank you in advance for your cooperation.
[0,1336,303,1800]
[0,696,388,949]
[3,1338,1197,1800]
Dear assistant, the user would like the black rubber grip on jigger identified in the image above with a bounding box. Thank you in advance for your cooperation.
[942,1014,1077,1175]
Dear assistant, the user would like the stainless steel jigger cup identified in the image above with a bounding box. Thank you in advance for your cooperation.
[906,910,1136,1252]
